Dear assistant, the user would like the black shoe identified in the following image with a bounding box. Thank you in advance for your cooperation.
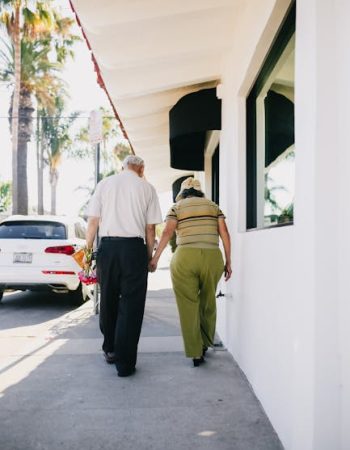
[202,346,208,357]
[103,352,115,364]
[117,367,136,377]
[193,356,205,367]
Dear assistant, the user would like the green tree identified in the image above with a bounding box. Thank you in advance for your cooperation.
[71,109,132,215]
[40,96,79,215]
[0,180,12,213]
[0,0,53,214]
[71,108,131,175]
[1,37,65,212]
[0,1,79,214]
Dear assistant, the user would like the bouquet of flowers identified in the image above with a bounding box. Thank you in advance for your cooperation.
[78,247,98,285]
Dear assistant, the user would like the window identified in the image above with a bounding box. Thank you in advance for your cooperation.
[0,221,67,239]
[246,2,295,229]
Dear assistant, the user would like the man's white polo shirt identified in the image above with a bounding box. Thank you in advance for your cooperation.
[87,170,162,240]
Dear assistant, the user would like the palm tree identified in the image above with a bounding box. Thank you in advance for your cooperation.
[0,0,54,213]
[0,180,11,213]
[0,36,63,213]
[40,96,79,214]
[34,12,79,214]
[0,1,79,214]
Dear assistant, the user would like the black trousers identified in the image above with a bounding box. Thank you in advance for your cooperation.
[96,237,148,371]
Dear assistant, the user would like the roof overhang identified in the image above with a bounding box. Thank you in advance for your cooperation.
[70,0,237,191]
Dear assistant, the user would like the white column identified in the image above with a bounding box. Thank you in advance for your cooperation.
[291,2,317,446]
[294,1,350,449]
[333,2,350,449]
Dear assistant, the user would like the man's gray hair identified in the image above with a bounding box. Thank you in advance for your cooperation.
[122,155,145,169]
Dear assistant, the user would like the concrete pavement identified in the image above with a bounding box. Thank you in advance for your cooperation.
[0,253,283,450]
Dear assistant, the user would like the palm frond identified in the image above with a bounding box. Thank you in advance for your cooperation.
[0,10,15,36]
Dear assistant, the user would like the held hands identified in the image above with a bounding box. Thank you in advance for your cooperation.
[224,262,232,281]
[148,256,158,273]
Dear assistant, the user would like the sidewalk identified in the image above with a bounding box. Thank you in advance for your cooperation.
[0,254,283,450]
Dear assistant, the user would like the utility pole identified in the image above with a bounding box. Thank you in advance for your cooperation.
[95,142,101,185]
[89,110,103,314]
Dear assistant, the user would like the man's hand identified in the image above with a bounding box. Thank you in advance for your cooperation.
[82,255,91,271]
[147,220,176,273]
[148,257,158,273]
[82,247,93,271]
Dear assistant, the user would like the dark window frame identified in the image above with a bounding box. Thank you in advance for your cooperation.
[246,2,296,229]
[212,145,220,204]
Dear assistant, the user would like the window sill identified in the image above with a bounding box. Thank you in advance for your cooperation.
[246,221,294,232]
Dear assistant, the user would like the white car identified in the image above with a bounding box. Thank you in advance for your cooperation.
[0,215,93,305]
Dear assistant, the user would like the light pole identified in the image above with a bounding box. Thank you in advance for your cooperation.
[89,110,103,314]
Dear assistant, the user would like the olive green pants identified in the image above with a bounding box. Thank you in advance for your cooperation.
[170,247,224,358]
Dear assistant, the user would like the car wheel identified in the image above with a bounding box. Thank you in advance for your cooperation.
[69,283,88,306]
[0,291,3,302]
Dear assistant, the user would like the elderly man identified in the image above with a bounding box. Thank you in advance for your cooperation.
[85,155,162,377]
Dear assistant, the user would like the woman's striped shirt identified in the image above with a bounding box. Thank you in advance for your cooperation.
[166,197,225,248]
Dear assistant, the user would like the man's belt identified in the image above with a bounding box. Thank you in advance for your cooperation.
[101,236,143,241]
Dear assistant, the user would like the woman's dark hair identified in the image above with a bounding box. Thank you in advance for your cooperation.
[181,188,205,199]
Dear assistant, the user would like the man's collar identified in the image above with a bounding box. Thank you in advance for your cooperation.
[124,169,139,178]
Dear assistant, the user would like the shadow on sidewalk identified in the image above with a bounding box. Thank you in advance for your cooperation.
[0,287,283,450]
[0,290,81,330]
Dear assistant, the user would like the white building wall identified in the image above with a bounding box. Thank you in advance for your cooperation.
[309,1,350,449]
[216,0,350,449]
[290,1,316,448]
[217,1,297,448]
[335,2,350,447]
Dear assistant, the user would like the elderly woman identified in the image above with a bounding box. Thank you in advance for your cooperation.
[149,177,231,367]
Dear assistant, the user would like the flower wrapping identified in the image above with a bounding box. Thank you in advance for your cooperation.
[72,248,85,268]
[78,268,98,285]
[77,247,98,285]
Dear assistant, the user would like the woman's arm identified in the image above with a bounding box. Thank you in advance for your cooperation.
[218,218,232,281]
[149,219,177,272]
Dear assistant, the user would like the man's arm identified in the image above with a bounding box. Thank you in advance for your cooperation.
[145,224,156,261]
[149,219,177,271]
[86,216,100,249]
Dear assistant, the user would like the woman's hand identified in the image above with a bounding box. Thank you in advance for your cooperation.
[218,218,232,281]
[224,262,232,281]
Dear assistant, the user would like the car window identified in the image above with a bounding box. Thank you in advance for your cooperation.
[0,221,67,239]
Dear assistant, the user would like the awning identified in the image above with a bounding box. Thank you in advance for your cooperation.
[169,88,221,170]
[70,1,235,190]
